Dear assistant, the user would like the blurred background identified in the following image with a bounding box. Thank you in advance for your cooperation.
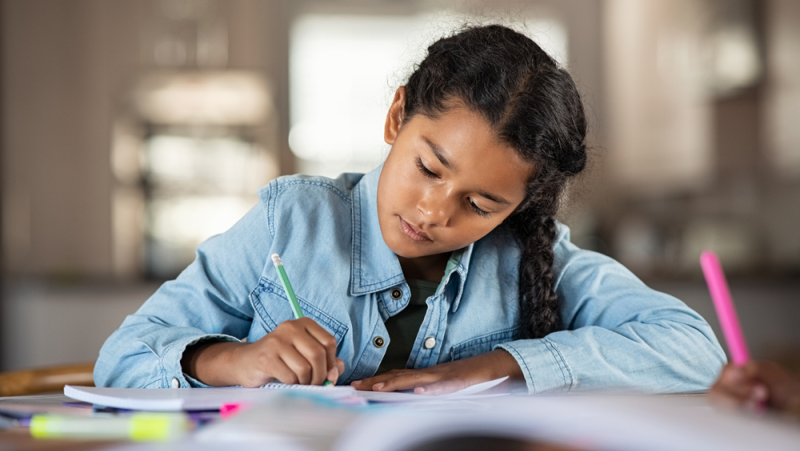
[0,0,798,373]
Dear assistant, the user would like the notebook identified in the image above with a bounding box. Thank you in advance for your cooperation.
[64,377,509,411]
[192,394,800,451]
[64,384,357,412]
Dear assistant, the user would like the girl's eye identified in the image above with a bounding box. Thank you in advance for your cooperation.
[415,158,439,179]
[468,199,490,218]
[414,157,489,218]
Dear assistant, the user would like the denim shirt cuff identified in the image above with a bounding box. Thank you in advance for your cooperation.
[495,338,575,394]
[183,373,214,388]
[162,334,241,388]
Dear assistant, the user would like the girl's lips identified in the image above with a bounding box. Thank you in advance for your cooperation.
[399,217,431,242]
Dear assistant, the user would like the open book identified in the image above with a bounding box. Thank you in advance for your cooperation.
[63,377,508,411]
[189,394,800,451]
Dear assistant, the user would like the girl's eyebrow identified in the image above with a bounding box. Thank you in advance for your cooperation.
[477,190,510,205]
[423,136,453,170]
[422,136,510,206]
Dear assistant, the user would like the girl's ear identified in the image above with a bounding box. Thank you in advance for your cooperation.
[384,87,406,145]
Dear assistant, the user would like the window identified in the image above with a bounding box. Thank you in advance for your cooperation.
[289,14,567,178]
[112,72,277,279]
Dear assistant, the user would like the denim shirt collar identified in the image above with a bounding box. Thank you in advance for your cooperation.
[349,165,474,312]
[349,166,405,296]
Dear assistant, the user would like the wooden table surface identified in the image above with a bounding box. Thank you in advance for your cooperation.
[0,393,123,451]
[0,427,121,451]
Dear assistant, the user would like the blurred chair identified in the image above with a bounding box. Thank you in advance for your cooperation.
[0,363,94,397]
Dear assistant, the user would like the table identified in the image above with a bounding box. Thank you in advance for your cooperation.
[0,393,123,451]
[2,391,799,451]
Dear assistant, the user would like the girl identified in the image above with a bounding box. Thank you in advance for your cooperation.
[95,25,725,394]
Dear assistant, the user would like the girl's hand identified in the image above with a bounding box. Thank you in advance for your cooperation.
[709,362,769,412]
[350,349,523,395]
[184,317,345,387]
[709,361,800,416]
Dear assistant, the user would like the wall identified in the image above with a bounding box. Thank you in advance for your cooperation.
[2,282,158,369]
[1,0,291,279]
[0,0,291,370]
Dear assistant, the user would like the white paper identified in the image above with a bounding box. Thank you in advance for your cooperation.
[355,376,509,402]
[333,395,800,451]
[64,384,357,411]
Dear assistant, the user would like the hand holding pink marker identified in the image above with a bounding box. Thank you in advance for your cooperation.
[700,251,750,366]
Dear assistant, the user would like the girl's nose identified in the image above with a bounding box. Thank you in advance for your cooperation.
[418,187,454,227]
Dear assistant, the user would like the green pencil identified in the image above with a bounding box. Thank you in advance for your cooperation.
[271,253,334,386]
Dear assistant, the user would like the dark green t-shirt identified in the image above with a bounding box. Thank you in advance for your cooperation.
[376,279,438,373]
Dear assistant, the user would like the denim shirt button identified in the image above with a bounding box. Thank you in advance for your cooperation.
[390,289,402,300]
[423,337,436,349]
[373,336,385,348]
[170,377,180,389]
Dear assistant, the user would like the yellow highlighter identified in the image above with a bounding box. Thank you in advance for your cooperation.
[30,413,189,441]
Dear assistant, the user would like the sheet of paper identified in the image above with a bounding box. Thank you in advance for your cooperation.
[64,384,357,412]
[332,395,800,451]
[355,376,509,402]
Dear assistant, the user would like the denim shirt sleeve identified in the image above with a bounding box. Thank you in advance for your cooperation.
[496,236,727,395]
[93,196,272,388]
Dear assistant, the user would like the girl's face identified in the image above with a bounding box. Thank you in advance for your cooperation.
[377,88,533,260]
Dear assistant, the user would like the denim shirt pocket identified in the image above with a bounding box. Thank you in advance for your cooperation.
[249,277,349,346]
[450,327,520,361]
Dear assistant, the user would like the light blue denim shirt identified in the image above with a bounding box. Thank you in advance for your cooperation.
[95,166,726,393]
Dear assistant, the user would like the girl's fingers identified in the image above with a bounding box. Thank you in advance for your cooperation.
[301,319,339,382]
[250,318,341,386]
[413,379,470,395]
[279,346,314,385]
[744,384,769,411]
[328,358,345,383]
[351,371,406,391]
[327,366,339,384]
[715,365,755,398]
[710,366,762,410]
[350,379,369,390]
[371,371,439,392]
[292,335,329,385]
[713,384,749,407]
[719,365,745,385]
[266,355,300,386]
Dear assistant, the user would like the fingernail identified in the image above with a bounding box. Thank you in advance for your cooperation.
[352,380,362,385]
[415,387,426,394]
[752,384,768,401]
[374,382,385,390]
[328,367,339,382]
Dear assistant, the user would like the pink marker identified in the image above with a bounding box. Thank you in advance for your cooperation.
[219,402,250,419]
[700,251,750,366]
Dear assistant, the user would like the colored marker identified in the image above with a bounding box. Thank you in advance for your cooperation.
[219,402,250,419]
[271,253,335,386]
[30,413,188,441]
[700,251,750,365]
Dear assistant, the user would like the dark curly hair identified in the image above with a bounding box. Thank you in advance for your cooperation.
[403,24,587,339]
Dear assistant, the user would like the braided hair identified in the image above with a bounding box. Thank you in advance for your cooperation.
[403,25,587,339]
